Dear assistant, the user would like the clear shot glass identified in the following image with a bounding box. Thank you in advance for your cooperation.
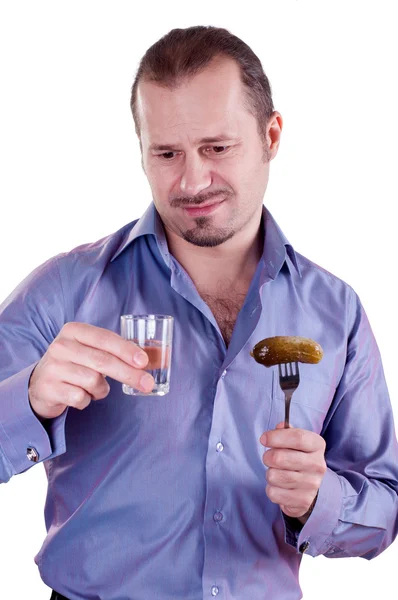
[120,314,174,396]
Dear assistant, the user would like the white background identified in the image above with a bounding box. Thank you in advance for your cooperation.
[0,1,397,598]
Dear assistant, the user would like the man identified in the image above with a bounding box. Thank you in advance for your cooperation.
[0,25,397,600]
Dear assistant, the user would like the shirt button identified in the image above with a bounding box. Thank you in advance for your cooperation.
[27,447,39,462]
[216,442,224,452]
[299,540,310,553]
[213,511,223,523]
[211,586,219,596]
[221,369,227,378]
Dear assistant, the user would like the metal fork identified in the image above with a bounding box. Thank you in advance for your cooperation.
[278,362,300,428]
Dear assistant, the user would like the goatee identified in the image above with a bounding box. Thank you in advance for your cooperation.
[182,217,234,247]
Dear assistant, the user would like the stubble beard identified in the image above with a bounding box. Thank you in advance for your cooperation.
[181,216,235,247]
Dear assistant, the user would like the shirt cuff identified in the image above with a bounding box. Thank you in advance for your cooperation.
[283,467,343,556]
[0,363,68,479]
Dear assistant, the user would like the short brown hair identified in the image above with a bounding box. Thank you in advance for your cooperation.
[130,26,274,146]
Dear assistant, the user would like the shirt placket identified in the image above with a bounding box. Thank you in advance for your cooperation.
[201,367,229,599]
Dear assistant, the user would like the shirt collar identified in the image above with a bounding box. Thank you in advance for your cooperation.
[110,202,301,278]
[262,207,302,278]
[110,203,160,263]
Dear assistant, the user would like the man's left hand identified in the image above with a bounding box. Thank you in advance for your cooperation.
[260,423,327,522]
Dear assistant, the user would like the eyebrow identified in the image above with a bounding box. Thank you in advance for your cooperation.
[149,135,240,152]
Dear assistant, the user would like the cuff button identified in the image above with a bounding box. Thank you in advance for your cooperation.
[27,447,39,462]
[299,541,310,553]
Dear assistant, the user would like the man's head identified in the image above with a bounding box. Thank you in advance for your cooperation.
[131,26,282,248]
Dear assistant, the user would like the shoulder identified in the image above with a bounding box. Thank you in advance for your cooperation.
[294,250,355,295]
[56,219,139,272]
[292,250,359,323]
[3,219,140,318]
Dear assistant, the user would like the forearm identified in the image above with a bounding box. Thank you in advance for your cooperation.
[322,471,398,558]
[285,468,398,559]
[0,364,67,483]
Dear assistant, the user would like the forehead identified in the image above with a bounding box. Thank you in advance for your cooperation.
[136,58,254,143]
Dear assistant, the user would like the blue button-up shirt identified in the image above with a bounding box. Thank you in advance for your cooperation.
[1,204,397,600]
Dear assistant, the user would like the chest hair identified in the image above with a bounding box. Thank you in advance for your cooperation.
[201,292,247,346]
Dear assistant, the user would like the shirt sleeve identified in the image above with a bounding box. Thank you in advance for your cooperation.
[284,289,398,558]
[0,256,69,484]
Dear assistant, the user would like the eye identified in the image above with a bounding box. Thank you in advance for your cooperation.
[160,152,176,160]
[207,146,229,154]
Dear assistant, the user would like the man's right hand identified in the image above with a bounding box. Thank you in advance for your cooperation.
[28,322,153,420]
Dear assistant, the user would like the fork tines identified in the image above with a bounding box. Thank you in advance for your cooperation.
[278,361,300,378]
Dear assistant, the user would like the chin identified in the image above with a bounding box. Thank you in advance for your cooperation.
[182,226,235,248]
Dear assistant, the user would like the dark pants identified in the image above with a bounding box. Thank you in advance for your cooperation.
[51,592,70,600]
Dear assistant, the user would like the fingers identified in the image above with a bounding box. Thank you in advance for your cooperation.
[59,322,149,369]
[265,484,316,511]
[262,448,327,475]
[48,336,153,393]
[259,424,326,517]
[28,323,156,420]
[260,426,326,453]
[29,379,94,419]
[54,382,93,411]
[266,467,322,490]
[54,361,111,400]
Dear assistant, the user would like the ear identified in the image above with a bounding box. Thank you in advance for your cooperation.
[266,111,283,159]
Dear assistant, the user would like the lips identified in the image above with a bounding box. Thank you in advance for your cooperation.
[182,198,225,217]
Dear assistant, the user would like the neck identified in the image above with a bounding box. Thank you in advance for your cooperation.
[164,215,264,294]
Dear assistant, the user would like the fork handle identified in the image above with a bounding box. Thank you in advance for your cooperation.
[284,393,293,428]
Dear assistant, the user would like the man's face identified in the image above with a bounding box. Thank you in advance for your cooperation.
[136,57,281,247]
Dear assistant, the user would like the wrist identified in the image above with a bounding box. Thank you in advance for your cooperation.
[29,397,49,424]
[296,493,318,525]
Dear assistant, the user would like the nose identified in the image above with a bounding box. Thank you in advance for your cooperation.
[179,153,212,196]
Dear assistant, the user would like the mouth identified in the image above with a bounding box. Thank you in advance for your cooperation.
[182,198,225,218]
